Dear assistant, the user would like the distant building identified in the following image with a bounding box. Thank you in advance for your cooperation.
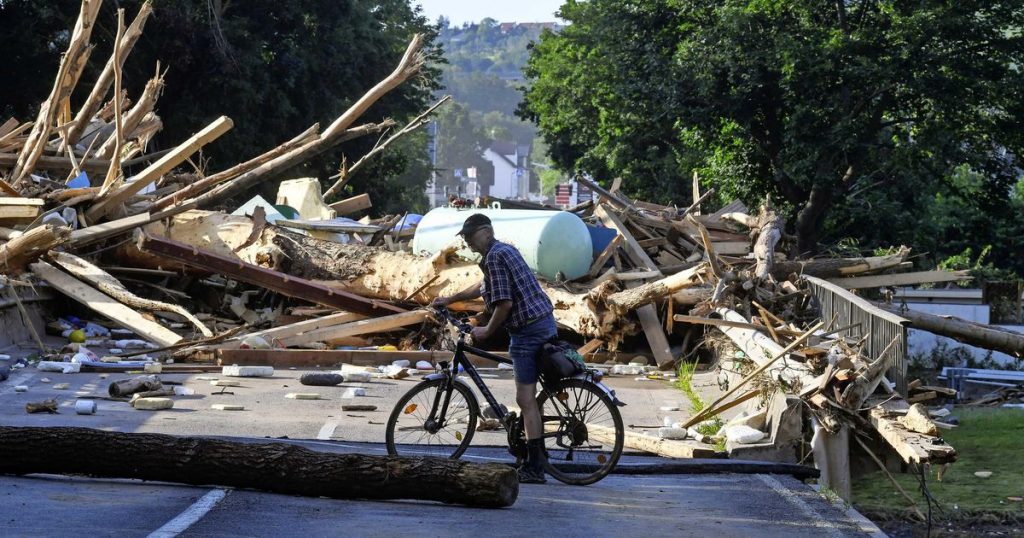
[554,180,597,208]
[481,140,533,199]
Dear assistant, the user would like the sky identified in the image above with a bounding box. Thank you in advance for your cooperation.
[414,0,565,26]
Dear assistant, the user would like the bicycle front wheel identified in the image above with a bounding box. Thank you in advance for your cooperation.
[385,378,479,459]
[536,378,624,485]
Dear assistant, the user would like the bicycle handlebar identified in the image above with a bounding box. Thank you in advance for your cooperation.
[432,306,473,334]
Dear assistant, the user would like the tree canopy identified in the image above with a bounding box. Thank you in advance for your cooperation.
[520,0,1024,269]
[0,0,441,213]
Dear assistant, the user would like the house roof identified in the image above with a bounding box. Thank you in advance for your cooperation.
[489,140,517,157]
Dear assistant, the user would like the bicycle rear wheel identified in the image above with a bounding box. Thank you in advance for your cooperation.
[385,378,479,459]
[536,378,624,485]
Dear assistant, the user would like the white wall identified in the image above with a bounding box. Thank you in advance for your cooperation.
[905,302,1023,366]
[483,149,518,198]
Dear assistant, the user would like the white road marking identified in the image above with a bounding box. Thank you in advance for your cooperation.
[756,474,845,537]
[147,488,228,538]
[317,421,338,440]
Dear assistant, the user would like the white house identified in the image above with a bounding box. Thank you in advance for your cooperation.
[481,141,531,199]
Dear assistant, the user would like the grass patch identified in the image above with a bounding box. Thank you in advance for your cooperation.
[676,360,724,438]
[852,407,1024,522]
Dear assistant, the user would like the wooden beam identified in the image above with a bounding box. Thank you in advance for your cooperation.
[265,310,429,348]
[0,198,45,221]
[594,204,658,271]
[87,116,233,221]
[0,153,110,174]
[828,270,972,289]
[328,193,372,216]
[589,426,717,459]
[586,235,622,278]
[216,312,367,349]
[30,261,181,347]
[69,212,150,246]
[136,232,405,317]
[866,398,957,464]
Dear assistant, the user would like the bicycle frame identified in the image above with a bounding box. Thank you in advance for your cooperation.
[424,335,517,429]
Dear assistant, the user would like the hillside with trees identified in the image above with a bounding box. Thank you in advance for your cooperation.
[432,18,564,196]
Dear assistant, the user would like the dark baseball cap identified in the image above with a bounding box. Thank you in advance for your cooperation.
[456,213,491,237]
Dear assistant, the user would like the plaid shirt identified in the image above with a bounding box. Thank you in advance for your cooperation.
[479,240,554,330]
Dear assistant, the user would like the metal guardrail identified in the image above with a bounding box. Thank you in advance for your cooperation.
[804,276,911,395]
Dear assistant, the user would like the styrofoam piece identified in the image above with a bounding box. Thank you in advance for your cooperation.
[342,387,366,398]
[133,397,174,410]
[658,427,689,440]
[222,365,274,377]
[53,383,70,390]
[37,361,81,374]
[285,393,322,400]
[610,364,644,375]
[724,425,766,445]
[173,386,195,396]
[212,404,245,411]
[211,380,241,387]
[343,372,371,383]
[14,385,28,392]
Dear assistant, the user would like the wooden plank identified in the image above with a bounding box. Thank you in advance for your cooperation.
[576,338,604,355]
[0,152,110,174]
[328,193,372,216]
[272,310,429,347]
[137,233,405,317]
[594,204,659,271]
[0,198,44,220]
[30,261,181,347]
[87,116,234,221]
[827,270,972,289]
[586,235,622,278]
[69,212,150,246]
[867,399,957,464]
[589,425,718,459]
[215,312,367,349]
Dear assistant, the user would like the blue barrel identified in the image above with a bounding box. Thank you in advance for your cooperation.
[412,207,594,281]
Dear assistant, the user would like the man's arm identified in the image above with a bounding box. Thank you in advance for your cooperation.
[431,282,482,307]
[475,299,512,340]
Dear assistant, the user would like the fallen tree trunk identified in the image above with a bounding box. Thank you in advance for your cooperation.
[0,426,518,508]
[605,264,706,314]
[123,211,635,344]
[875,302,1024,358]
[770,246,911,280]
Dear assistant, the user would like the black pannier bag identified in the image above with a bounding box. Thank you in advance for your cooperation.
[538,339,586,380]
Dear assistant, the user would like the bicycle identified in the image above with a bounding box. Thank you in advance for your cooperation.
[385,307,625,485]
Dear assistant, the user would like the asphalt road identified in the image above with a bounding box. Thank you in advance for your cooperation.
[1,353,885,537]
[2,462,882,538]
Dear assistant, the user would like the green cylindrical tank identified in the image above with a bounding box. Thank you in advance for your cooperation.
[412,207,593,281]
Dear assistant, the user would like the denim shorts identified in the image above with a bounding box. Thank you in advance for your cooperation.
[508,314,557,385]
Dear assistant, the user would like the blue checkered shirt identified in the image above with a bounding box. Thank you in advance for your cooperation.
[479,240,554,330]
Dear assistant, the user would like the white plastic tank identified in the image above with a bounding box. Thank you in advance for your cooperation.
[412,207,594,281]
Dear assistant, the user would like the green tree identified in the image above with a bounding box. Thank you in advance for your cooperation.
[1,0,442,210]
[520,1,1024,256]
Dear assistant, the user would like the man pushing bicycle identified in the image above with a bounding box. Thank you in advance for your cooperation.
[431,213,555,484]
